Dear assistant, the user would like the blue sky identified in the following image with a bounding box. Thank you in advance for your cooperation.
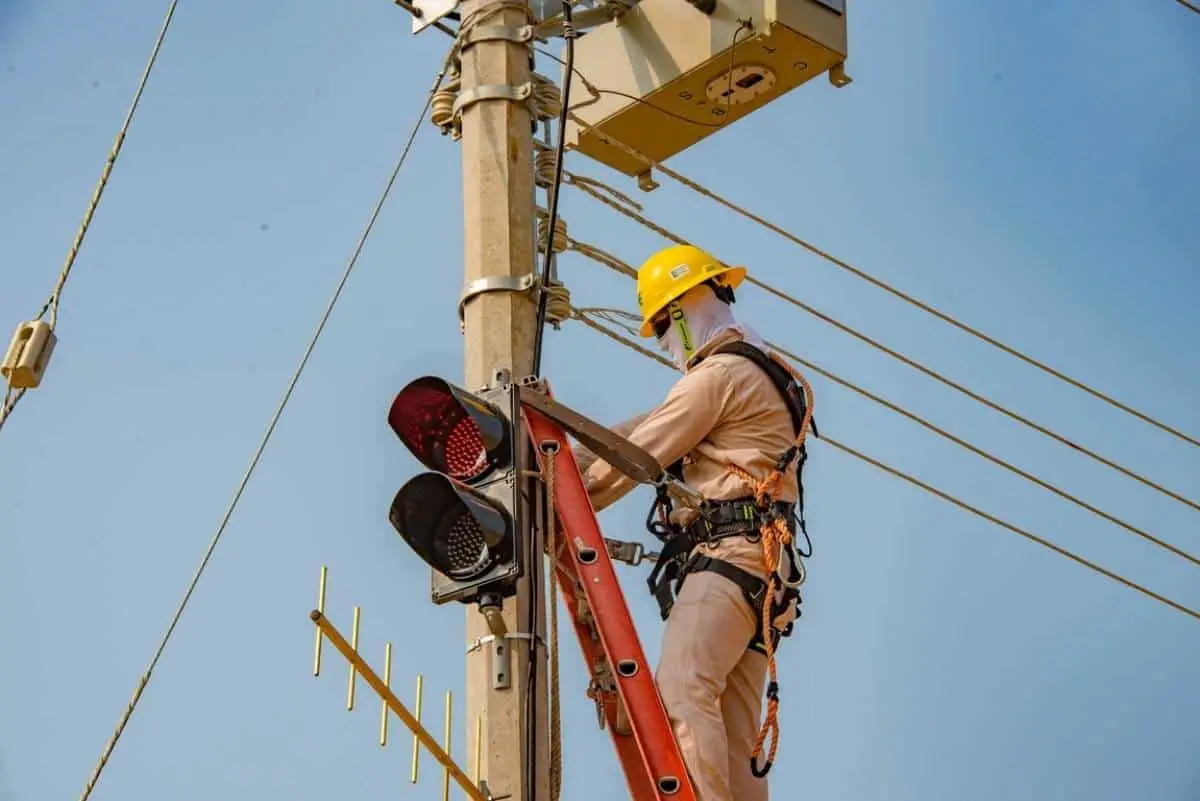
[1,0,1198,799]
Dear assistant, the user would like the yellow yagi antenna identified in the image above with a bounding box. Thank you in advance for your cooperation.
[309,565,496,801]
[412,674,424,782]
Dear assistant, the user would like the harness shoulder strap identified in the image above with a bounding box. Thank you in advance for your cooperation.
[707,340,808,436]
[706,338,815,559]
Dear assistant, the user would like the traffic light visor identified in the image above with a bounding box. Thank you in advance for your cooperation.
[388,376,512,483]
[389,472,513,582]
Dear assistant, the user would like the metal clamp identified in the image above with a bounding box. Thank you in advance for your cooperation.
[465,632,545,654]
[459,273,538,322]
[461,23,534,48]
[451,81,533,122]
[467,632,545,691]
[605,538,659,567]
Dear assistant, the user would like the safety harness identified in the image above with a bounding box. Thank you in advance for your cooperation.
[644,338,817,778]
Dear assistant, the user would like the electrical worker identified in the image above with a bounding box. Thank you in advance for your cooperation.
[579,243,815,801]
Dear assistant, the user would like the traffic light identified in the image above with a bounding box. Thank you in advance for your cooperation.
[387,375,528,605]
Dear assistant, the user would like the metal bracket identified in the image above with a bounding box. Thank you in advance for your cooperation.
[409,0,460,33]
[829,62,853,88]
[466,632,545,690]
[636,169,660,193]
[533,1,629,38]
[451,82,534,122]
[461,23,535,48]
[517,384,664,484]
[458,273,538,322]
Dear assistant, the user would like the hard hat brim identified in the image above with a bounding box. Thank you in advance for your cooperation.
[638,264,747,337]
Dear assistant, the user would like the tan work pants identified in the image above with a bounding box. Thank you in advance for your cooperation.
[655,538,770,801]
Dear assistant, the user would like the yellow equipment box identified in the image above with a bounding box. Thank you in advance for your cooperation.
[563,0,850,178]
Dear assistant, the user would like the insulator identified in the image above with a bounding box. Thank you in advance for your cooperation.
[431,74,461,132]
[536,211,568,254]
[531,73,563,121]
[1,319,56,390]
[542,283,571,329]
[534,142,558,189]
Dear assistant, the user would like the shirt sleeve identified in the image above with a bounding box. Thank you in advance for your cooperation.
[572,412,650,475]
[582,362,732,513]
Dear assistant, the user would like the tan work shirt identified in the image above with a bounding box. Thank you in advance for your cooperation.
[583,329,800,522]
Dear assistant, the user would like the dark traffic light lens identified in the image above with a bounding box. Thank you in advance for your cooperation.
[389,472,512,581]
[388,377,511,483]
[436,510,493,577]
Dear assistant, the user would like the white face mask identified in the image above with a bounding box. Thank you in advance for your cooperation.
[654,285,762,370]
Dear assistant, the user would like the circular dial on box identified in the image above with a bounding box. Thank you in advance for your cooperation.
[705,64,777,106]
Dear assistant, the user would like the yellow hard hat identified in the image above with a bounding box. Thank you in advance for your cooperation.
[635,244,746,337]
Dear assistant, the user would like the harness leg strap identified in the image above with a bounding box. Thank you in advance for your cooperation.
[675,554,787,653]
[646,533,695,621]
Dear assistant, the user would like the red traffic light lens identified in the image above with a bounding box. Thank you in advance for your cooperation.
[389,472,513,581]
[388,377,511,483]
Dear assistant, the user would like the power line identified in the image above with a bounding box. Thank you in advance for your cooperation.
[566,245,1198,568]
[0,0,182,438]
[564,113,1200,452]
[567,177,1200,515]
[573,310,1200,623]
[0,388,24,436]
[75,58,452,801]
[1178,0,1200,14]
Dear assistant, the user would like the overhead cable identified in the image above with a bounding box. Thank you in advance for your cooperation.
[566,177,1200,515]
[572,309,1200,624]
[565,242,1199,568]
[0,0,182,438]
[0,389,23,437]
[563,112,1200,452]
[75,54,454,801]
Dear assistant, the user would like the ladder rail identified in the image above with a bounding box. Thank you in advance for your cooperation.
[525,404,697,801]
[551,555,661,801]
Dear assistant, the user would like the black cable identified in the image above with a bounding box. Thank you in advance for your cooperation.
[525,13,575,790]
[530,1,576,376]
[522,471,540,801]
[534,46,723,129]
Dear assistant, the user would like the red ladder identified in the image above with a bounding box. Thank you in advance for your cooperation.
[524,403,697,801]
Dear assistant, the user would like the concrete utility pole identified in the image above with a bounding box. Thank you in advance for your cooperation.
[457,0,550,796]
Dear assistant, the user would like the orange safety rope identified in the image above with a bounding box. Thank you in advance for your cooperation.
[724,356,815,778]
